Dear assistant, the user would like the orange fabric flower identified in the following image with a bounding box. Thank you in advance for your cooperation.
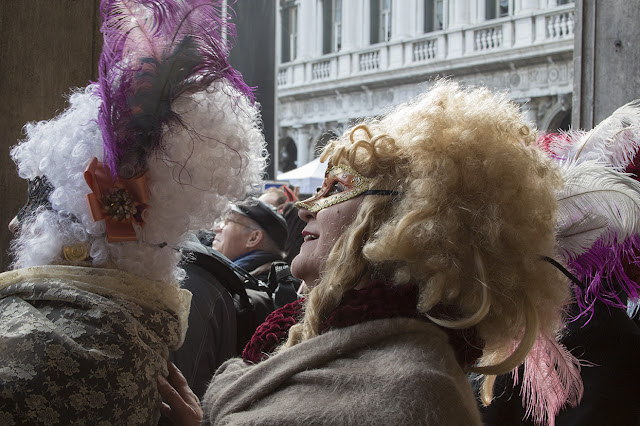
[84,157,150,243]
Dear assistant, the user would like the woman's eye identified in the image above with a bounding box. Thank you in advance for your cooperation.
[326,181,347,196]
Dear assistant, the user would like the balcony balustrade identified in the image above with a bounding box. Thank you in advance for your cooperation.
[277,5,574,90]
[412,38,438,62]
[474,26,503,51]
[546,10,574,40]
[358,50,381,72]
[311,60,332,80]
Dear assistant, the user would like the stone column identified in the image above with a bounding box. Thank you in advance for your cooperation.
[415,0,425,33]
[513,0,537,47]
[474,0,487,24]
[448,0,471,58]
[297,0,317,59]
[392,0,415,39]
[341,0,360,50]
[294,127,310,166]
[518,0,541,13]
[520,99,539,127]
[362,0,372,46]
[450,0,472,27]
[573,0,640,129]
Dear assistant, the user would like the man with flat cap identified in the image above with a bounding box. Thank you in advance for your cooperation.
[170,199,290,398]
[212,197,288,282]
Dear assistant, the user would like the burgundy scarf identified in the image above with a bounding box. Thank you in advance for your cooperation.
[242,280,482,369]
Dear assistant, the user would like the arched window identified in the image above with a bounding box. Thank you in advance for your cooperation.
[279,137,298,172]
[547,110,572,133]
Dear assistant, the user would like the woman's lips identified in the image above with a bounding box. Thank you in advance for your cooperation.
[302,230,318,242]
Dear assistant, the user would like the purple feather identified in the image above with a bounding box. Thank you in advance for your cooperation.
[568,234,640,320]
[97,0,254,179]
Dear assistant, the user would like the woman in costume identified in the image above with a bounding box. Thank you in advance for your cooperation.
[160,81,588,425]
[0,0,265,424]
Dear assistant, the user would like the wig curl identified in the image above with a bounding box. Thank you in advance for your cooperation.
[284,81,569,403]
[10,81,266,284]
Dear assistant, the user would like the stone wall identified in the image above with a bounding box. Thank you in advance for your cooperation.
[574,0,640,128]
[0,1,101,271]
[229,0,277,179]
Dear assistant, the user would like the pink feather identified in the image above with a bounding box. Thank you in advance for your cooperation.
[515,332,583,425]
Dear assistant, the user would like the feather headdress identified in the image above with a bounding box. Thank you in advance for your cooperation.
[97,0,254,179]
[503,103,640,425]
[511,157,640,424]
[546,101,640,168]
[9,0,266,282]
[538,100,640,316]
[513,333,583,426]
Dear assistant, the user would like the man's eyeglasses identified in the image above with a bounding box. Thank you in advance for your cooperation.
[215,216,259,231]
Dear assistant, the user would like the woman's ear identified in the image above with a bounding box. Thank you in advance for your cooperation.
[245,229,264,248]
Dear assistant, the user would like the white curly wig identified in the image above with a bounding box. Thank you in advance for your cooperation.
[10,81,266,284]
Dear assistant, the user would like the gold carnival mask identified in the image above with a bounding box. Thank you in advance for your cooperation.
[296,164,398,213]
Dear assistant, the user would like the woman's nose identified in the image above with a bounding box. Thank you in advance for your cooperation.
[297,206,314,222]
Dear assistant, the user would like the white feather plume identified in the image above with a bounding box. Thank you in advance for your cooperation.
[555,160,640,260]
[552,100,640,170]
[628,298,640,318]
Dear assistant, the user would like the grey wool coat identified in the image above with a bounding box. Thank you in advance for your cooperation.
[202,317,482,425]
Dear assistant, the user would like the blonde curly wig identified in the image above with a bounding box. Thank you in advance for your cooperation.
[284,81,569,403]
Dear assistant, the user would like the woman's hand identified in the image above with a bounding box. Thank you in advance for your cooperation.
[157,361,204,425]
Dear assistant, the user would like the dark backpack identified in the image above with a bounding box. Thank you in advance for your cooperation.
[188,250,284,354]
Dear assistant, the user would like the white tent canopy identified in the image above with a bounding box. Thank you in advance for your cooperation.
[277,157,327,194]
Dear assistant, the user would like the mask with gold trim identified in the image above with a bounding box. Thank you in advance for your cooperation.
[296,164,398,213]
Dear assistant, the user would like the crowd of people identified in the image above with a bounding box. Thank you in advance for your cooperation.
[169,192,303,398]
[1,0,640,425]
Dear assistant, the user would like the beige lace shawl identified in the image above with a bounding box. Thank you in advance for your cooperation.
[0,265,191,425]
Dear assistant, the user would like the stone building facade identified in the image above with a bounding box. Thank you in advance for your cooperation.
[276,0,575,172]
